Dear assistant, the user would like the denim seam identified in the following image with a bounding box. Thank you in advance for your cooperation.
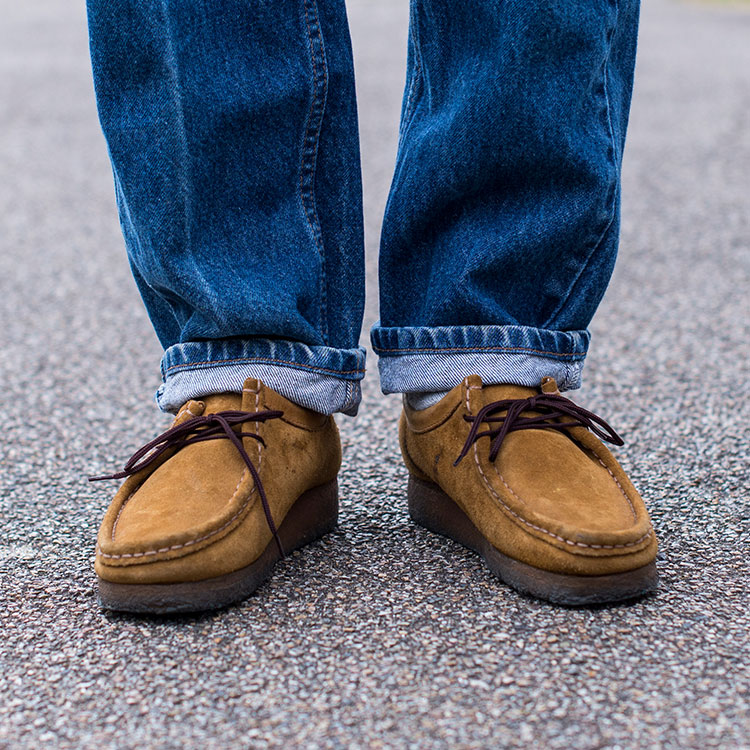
[386,0,423,231]
[164,356,365,376]
[372,346,585,358]
[399,0,423,146]
[300,0,330,342]
[542,0,620,329]
[148,0,216,304]
[158,0,191,267]
[565,362,576,386]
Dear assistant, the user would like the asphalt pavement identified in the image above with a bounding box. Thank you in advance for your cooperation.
[1,0,749,747]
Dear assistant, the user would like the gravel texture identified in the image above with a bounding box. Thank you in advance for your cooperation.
[1,0,749,748]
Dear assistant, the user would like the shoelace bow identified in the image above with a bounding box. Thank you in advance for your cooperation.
[454,393,624,466]
[89,409,287,556]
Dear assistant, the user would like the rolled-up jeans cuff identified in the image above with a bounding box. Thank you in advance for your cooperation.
[370,324,590,394]
[156,339,367,416]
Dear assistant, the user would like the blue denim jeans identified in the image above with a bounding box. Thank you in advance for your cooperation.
[87,0,639,415]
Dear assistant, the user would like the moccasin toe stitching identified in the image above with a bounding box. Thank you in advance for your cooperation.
[96,482,261,567]
[473,449,654,560]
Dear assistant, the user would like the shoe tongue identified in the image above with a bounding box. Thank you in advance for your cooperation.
[199,392,243,414]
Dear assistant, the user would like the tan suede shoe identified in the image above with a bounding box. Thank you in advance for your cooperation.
[401,375,658,605]
[93,378,341,613]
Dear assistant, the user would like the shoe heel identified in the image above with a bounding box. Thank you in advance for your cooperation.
[407,475,484,555]
[278,479,339,554]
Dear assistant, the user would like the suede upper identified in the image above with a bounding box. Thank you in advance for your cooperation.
[95,378,341,585]
[400,375,658,576]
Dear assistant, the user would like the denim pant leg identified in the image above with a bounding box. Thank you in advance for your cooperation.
[372,0,640,394]
[87,0,366,415]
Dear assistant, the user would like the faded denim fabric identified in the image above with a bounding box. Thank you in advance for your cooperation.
[87,0,639,414]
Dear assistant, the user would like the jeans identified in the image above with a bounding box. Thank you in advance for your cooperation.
[87,0,639,415]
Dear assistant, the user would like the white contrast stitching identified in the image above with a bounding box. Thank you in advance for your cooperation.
[111,490,135,541]
[99,484,259,560]
[491,461,526,506]
[488,441,637,518]
[231,472,247,501]
[464,382,480,414]
[472,442,651,550]
[100,391,267,561]
[596,456,637,521]
[111,401,203,542]
[176,403,200,420]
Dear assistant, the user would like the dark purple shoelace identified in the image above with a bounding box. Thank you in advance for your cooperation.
[454,393,624,466]
[89,409,286,556]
